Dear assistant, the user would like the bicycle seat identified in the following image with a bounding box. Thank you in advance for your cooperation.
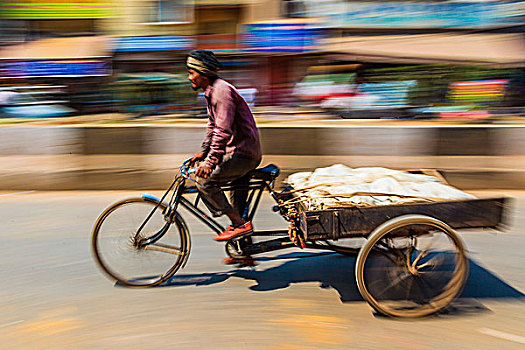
[248,164,280,181]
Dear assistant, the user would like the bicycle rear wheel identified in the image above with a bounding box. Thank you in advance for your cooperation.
[92,197,190,287]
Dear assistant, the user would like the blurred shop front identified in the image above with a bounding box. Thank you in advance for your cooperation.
[284,0,525,117]
[113,36,197,115]
[0,36,115,115]
[241,19,324,106]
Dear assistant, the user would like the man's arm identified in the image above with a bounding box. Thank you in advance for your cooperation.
[204,86,235,169]
[201,118,214,155]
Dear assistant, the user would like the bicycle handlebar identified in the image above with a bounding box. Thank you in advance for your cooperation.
[180,157,198,182]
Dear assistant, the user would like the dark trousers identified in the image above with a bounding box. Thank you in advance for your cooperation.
[196,154,261,218]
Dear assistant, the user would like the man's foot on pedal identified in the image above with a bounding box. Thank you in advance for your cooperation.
[214,222,253,241]
[222,257,256,267]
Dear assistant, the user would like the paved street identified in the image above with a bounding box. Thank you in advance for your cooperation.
[0,190,524,349]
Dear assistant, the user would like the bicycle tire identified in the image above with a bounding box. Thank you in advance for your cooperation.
[91,197,190,287]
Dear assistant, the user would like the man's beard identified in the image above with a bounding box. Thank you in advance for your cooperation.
[191,83,199,91]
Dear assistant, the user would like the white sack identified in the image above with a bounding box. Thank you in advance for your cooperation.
[286,164,475,210]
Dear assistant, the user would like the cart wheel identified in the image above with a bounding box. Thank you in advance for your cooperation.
[355,215,469,318]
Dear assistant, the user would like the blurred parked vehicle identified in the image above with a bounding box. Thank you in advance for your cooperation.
[333,80,419,119]
[293,66,418,118]
[0,88,76,118]
[293,71,356,106]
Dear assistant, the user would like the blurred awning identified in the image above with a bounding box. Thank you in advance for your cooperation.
[322,34,525,68]
[0,36,113,60]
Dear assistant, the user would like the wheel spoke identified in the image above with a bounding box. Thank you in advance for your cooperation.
[411,249,427,268]
[374,272,412,299]
[414,275,434,302]
[416,270,454,283]
[415,261,433,270]
[371,246,399,265]
[405,275,415,300]
[145,243,183,255]
[417,254,457,272]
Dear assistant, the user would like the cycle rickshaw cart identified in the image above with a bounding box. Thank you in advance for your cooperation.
[92,160,509,317]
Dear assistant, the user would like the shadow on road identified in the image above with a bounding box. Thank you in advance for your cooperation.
[165,252,524,307]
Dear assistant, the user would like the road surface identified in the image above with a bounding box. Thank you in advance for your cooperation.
[0,190,524,349]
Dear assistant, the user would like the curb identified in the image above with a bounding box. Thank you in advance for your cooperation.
[1,124,525,190]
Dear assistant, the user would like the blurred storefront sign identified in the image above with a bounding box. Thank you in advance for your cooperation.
[115,36,194,52]
[296,1,524,29]
[0,36,112,60]
[1,0,113,19]
[243,20,322,53]
[1,59,110,78]
[448,80,509,103]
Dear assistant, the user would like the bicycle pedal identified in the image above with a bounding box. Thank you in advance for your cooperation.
[229,232,253,243]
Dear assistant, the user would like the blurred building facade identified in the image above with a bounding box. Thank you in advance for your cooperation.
[283,0,525,117]
[1,0,524,117]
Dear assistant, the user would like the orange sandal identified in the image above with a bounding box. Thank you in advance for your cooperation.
[214,222,253,241]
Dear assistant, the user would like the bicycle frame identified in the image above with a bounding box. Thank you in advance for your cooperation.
[140,171,286,238]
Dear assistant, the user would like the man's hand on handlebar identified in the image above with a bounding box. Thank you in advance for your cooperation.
[195,165,212,179]
[188,152,206,166]
[183,153,212,179]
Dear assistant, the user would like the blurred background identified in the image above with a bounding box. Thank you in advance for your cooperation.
[1,5,525,347]
[0,0,524,120]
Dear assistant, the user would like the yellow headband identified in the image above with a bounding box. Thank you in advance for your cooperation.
[187,56,218,77]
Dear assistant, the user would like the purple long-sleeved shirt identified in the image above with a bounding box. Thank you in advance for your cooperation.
[201,78,262,169]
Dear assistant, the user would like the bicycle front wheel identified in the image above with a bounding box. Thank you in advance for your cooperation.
[92,197,190,287]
